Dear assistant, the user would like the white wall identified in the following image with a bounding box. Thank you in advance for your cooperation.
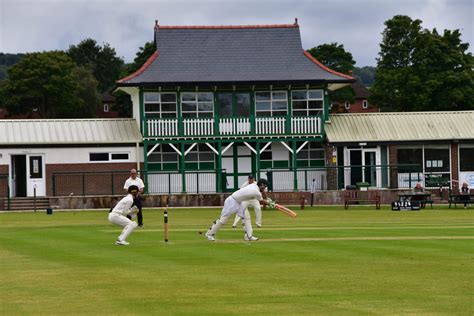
[0,146,141,164]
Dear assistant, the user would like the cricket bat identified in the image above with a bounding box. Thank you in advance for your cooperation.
[275,203,298,218]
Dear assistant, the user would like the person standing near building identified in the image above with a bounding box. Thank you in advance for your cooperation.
[460,181,470,208]
[123,169,145,227]
[310,178,316,207]
[205,179,271,242]
[108,185,140,245]
[231,175,262,228]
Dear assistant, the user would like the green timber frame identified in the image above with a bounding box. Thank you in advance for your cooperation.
[141,84,330,193]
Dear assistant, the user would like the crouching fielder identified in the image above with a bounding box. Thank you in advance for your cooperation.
[206,179,269,242]
[108,185,140,246]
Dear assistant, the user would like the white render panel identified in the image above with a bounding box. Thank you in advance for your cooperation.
[272,143,289,160]
[0,147,139,164]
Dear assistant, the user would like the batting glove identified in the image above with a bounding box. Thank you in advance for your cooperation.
[266,198,276,209]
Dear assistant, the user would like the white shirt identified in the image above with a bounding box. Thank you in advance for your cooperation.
[124,177,145,191]
[240,180,254,189]
[232,183,262,203]
[111,194,134,216]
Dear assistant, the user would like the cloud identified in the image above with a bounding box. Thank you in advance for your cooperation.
[0,0,472,66]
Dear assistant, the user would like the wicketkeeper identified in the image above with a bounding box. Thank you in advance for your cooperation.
[108,185,140,246]
[206,178,271,242]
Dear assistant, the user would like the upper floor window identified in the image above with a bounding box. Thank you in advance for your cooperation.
[103,103,109,112]
[291,90,324,116]
[344,101,350,110]
[255,91,288,116]
[181,92,214,118]
[144,92,177,118]
[362,100,368,109]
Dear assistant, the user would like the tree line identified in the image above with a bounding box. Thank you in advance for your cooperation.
[0,15,472,118]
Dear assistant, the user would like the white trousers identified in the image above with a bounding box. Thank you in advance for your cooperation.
[207,196,253,238]
[108,212,138,242]
[232,199,262,226]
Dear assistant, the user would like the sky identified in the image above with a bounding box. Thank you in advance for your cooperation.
[0,0,472,66]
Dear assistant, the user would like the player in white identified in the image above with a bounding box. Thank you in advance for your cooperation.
[123,169,145,227]
[205,178,270,242]
[231,175,262,228]
[108,185,140,245]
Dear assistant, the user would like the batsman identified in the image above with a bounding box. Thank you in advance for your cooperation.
[205,178,271,242]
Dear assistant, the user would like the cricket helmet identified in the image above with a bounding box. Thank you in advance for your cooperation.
[257,178,269,188]
[128,185,139,194]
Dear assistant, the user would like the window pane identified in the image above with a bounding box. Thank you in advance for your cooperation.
[460,148,474,171]
[161,103,176,112]
[144,92,160,102]
[256,101,270,111]
[90,153,109,161]
[308,100,323,109]
[182,112,196,118]
[147,153,162,162]
[161,93,176,102]
[272,91,287,100]
[297,151,308,159]
[199,153,214,161]
[218,93,232,117]
[145,113,160,118]
[236,93,250,116]
[293,110,307,116]
[161,112,176,118]
[198,112,213,117]
[198,92,213,102]
[163,153,178,162]
[145,103,160,112]
[308,90,323,99]
[256,92,271,101]
[272,110,287,116]
[308,110,322,116]
[272,101,287,110]
[111,153,129,160]
[198,102,213,112]
[256,111,271,116]
[187,153,198,161]
[291,91,306,100]
[182,102,196,111]
[310,150,324,159]
[293,100,306,110]
[398,148,422,172]
[181,93,196,102]
[425,148,450,172]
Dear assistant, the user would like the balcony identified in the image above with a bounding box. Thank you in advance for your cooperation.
[144,116,323,139]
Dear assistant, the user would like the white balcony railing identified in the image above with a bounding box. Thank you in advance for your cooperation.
[145,116,322,137]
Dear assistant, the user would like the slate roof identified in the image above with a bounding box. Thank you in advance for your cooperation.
[0,119,142,145]
[118,22,354,85]
[325,111,474,143]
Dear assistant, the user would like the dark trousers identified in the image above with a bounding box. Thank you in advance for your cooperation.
[127,196,143,226]
[134,196,143,226]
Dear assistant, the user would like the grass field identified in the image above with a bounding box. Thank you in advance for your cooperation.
[1,206,473,315]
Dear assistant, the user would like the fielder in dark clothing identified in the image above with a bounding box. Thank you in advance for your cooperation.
[123,169,145,227]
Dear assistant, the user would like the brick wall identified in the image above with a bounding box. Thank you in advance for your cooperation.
[47,163,143,196]
[325,144,338,190]
[451,143,459,190]
[388,145,398,189]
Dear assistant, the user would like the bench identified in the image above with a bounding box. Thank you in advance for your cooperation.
[344,190,381,210]
[448,194,474,208]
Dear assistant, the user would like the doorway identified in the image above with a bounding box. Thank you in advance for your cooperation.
[10,154,46,197]
[344,147,380,187]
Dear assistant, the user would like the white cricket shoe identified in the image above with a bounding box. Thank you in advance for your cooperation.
[115,240,130,246]
[205,231,215,241]
[256,224,262,228]
[244,235,259,241]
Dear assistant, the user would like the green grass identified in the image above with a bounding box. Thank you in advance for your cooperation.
[0,206,473,315]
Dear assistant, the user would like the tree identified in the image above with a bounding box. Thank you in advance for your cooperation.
[353,66,376,86]
[370,15,473,111]
[307,43,356,104]
[122,41,156,77]
[115,41,156,117]
[68,38,124,92]
[0,51,98,118]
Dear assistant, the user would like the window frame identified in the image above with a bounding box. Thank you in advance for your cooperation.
[255,91,288,117]
[291,89,324,116]
[144,92,177,118]
[180,92,214,118]
[362,100,368,109]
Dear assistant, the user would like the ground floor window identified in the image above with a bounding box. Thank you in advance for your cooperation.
[147,144,179,171]
[184,144,215,170]
[296,142,325,167]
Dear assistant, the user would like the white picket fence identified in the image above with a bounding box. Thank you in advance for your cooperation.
[146,116,321,137]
